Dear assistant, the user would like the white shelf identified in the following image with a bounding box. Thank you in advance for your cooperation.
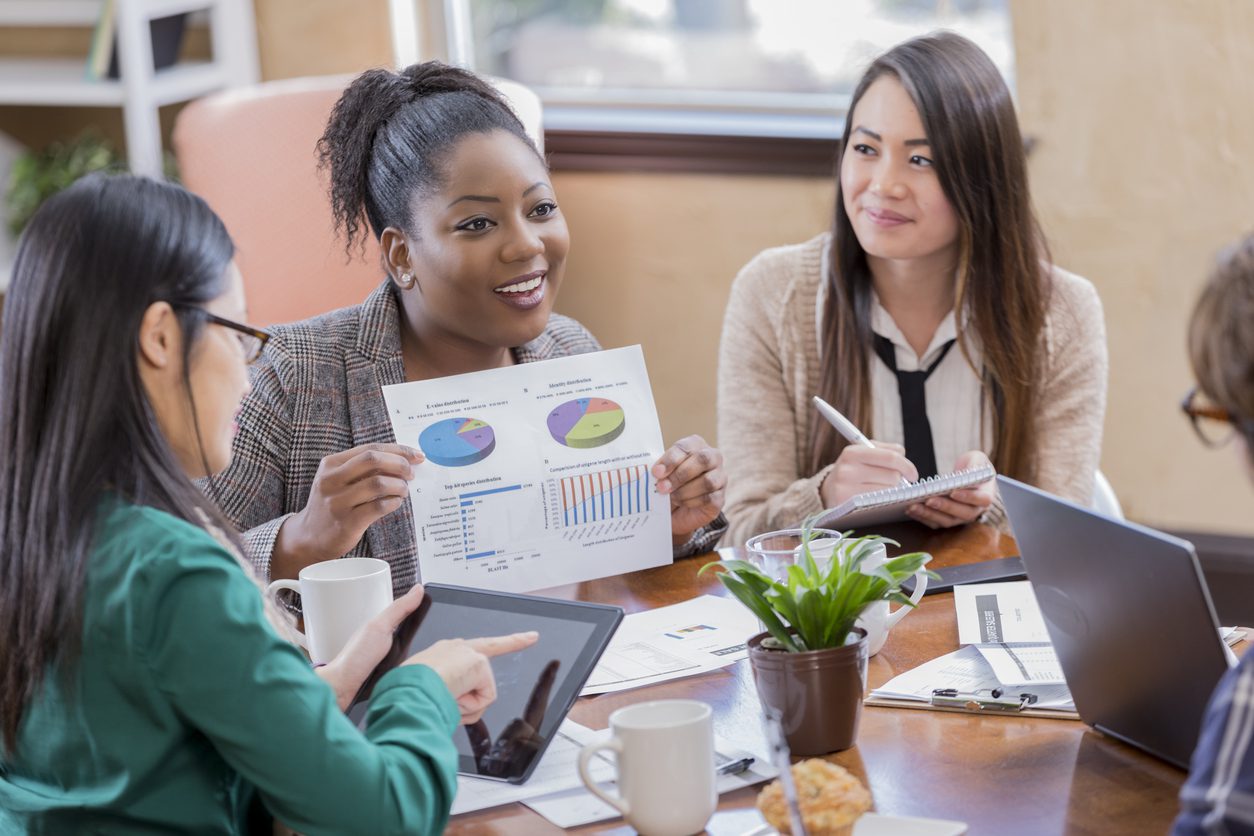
[0,0,211,25]
[0,1,103,26]
[143,0,213,20]
[0,0,257,178]
[0,58,224,107]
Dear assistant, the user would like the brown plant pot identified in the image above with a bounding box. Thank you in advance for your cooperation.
[747,627,868,756]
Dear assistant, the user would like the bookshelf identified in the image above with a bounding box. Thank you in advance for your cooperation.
[0,0,259,177]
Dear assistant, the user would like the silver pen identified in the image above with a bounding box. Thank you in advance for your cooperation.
[812,395,912,487]
[762,709,807,836]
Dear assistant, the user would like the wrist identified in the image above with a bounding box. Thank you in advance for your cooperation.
[274,511,320,575]
[817,464,838,507]
[315,660,354,712]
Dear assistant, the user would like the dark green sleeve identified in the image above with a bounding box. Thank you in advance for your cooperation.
[135,532,460,836]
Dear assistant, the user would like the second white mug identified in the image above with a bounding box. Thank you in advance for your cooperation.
[265,557,392,663]
[577,699,716,836]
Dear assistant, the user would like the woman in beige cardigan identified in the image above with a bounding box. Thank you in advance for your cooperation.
[717,33,1107,547]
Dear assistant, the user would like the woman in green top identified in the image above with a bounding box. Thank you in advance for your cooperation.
[0,174,535,834]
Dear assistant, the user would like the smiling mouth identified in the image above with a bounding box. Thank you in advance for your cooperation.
[494,272,545,295]
[865,207,910,224]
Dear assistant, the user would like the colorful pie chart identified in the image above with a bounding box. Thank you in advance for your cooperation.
[418,417,496,467]
[547,398,626,449]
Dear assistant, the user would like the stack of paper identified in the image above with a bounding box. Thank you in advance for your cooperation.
[581,595,760,695]
[868,645,1077,712]
[870,579,1248,715]
[952,581,1067,685]
[868,581,1076,714]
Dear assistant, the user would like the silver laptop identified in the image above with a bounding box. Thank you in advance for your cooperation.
[999,475,1230,769]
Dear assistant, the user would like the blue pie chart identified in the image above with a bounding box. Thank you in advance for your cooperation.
[418,417,496,467]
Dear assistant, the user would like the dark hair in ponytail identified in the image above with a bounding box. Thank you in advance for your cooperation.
[318,61,538,252]
[0,174,241,751]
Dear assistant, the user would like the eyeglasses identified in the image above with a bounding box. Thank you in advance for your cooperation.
[1181,387,1240,447]
[204,312,269,364]
[174,305,270,364]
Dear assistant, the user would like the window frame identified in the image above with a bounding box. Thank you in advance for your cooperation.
[408,0,1010,175]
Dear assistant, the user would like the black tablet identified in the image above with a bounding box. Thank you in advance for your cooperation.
[900,555,1026,596]
[345,583,622,784]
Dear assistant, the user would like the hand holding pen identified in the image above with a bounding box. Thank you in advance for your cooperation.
[812,396,918,508]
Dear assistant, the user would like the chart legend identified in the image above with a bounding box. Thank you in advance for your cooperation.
[418,417,496,467]
[547,398,626,449]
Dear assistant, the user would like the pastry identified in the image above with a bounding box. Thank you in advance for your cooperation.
[756,758,872,835]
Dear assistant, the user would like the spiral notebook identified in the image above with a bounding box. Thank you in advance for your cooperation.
[814,464,996,529]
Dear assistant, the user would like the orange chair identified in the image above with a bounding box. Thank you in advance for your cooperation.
[173,74,543,326]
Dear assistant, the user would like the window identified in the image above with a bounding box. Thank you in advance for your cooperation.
[450,0,1015,139]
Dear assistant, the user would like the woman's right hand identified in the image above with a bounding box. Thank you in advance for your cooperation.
[407,633,539,725]
[819,441,918,507]
[275,443,424,570]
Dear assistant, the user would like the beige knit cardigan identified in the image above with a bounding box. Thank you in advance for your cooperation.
[716,234,1108,548]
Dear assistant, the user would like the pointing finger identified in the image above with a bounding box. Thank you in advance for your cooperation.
[466,631,539,658]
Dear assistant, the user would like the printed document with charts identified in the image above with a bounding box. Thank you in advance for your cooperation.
[871,580,1247,710]
[580,595,761,696]
[868,581,1077,715]
[382,346,672,592]
[953,581,1065,686]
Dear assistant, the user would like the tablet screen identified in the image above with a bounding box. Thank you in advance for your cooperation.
[346,584,621,783]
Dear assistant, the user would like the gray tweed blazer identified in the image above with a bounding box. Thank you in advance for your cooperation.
[213,281,724,595]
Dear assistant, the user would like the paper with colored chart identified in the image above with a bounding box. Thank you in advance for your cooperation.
[381,345,672,592]
[580,594,761,695]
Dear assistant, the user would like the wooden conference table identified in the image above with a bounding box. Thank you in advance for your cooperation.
[448,523,1188,835]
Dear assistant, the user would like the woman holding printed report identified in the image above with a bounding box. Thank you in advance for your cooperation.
[213,62,727,597]
[716,32,1108,546]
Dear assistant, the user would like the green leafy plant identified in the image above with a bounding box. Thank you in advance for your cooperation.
[701,519,936,653]
[6,132,124,238]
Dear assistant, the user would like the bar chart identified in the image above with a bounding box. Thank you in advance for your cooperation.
[557,464,651,527]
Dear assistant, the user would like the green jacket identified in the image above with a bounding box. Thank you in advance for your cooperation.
[0,501,460,835]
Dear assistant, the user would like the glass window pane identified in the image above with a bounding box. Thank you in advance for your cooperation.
[468,0,1015,106]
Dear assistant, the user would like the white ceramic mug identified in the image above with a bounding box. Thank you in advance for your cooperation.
[265,557,392,663]
[577,700,716,836]
[819,538,927,656]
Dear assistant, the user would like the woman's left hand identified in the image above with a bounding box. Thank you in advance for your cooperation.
[905,450,997,529]
[652,435,727,545]
[316,585,425,711]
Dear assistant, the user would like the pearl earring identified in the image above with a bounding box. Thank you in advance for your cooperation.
[400,272,414,288]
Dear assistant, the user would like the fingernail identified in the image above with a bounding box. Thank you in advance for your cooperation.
[656,480,671,493]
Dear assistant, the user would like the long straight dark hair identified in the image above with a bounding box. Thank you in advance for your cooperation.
[810,32,1051,479]
[0,174,240,751]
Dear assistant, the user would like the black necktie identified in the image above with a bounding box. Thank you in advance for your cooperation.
[872,335,956,480]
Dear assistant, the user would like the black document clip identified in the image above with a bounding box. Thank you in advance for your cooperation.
[930,687,1039,713]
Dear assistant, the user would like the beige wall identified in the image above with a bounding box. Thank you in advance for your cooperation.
[1012,0,1254,533]
[550,172,833,447]
[253,0,391,80]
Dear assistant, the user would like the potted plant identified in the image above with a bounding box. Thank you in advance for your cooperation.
[5,132,124,239]
[702,521,933,755]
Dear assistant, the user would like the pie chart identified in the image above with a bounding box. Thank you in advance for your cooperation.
[547,398,626,449]
[419,417,496,467]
